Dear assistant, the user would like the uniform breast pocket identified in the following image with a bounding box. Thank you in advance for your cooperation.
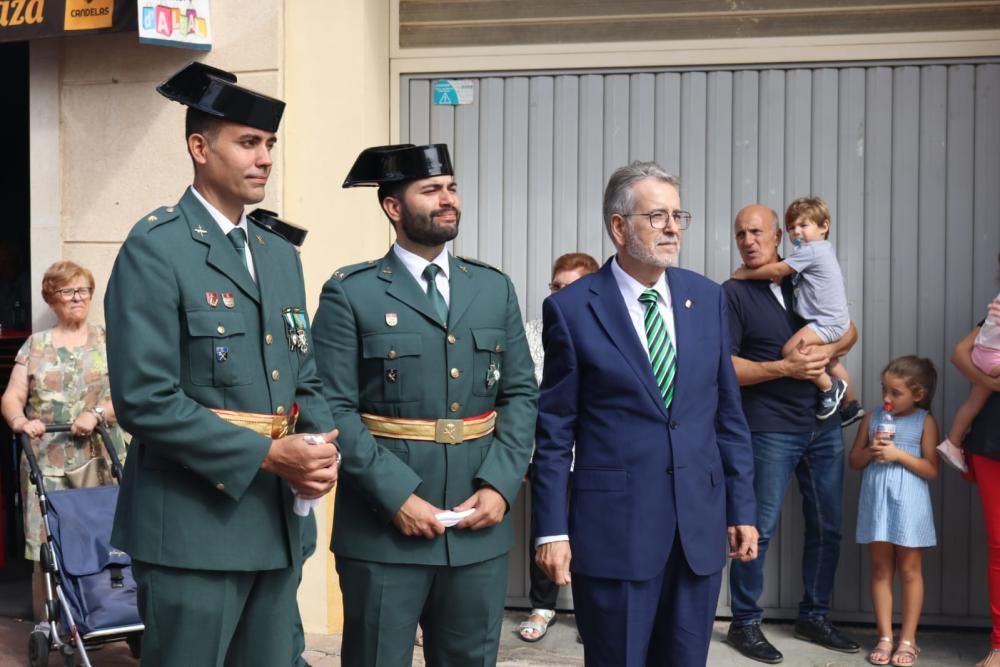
[361,333,423,403]
[186,310,252,387]
[471,328,505,397]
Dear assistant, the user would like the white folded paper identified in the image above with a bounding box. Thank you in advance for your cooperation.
[435,508,476,528]
[293,434,331,517]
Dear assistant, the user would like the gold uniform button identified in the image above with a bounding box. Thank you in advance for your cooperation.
[449,402,461,413]
[166,207,175,213]
[450,368,460,378]
[276,405,285,415]
[495,344,503,353]
[215,482,225,492]
[265,333,274,345]
[271,369,281,381]
[217,325,226,335]
[388,350,398,360]
[447,334,457,345]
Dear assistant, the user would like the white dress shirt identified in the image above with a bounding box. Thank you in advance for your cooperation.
[191,186,256,282]
[536,258,678,549]
[392,243,450,305]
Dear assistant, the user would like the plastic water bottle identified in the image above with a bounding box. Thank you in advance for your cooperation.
[874,403,895,444]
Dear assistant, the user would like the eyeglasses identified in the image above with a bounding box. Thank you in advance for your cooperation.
[623,210,692,230]
[54,287,92,300]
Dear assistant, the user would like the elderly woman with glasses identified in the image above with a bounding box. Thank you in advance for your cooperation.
[1,260,125,619]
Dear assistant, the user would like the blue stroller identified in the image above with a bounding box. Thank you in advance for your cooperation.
[21,423,143,666]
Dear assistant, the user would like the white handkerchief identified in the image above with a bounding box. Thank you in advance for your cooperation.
[293,434,333,517]
[435,508,476,528]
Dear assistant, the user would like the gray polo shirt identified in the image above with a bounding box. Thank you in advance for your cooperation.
[783,239,849,332]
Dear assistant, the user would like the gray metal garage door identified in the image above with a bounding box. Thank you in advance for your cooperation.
[403,61,1000,625]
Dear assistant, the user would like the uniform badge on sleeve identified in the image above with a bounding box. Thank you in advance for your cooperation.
[205,292,219,308]
[282,307,309,354]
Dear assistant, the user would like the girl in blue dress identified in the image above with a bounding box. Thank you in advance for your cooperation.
[849,355,940,666]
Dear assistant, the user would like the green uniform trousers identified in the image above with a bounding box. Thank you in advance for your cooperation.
[133,560,301,667]
[337,554,509,667]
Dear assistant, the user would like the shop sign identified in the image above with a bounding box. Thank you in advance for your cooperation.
[137,0,210,51]
[0,0,136,42]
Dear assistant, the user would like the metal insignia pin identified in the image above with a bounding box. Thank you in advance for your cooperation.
[486,362,501,388]
[385,313,398,327]
[684,299,693,309]
[205,292,219,308]
[215,346,229,362]
[255,234,264,245]
[222,293,235,308]
[194,225,208,236]
[386,368,399,383]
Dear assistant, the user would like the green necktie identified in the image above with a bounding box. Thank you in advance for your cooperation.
[227,228,251,276]
[422,264,448,325]
[639,288,675,409]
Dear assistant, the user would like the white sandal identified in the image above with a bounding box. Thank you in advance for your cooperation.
[517,608,556,643]
[977,648,1000,667]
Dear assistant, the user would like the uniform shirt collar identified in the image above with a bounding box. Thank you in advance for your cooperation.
[392,242,450,282]
[190,186,249,236]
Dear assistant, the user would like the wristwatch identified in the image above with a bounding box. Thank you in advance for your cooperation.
[89,405,107,426]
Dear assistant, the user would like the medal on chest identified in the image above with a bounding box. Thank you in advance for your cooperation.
[282,307,309,353]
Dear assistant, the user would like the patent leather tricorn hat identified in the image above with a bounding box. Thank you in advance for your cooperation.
[248,208,308,248]
[342,144,454,188]
[157,62,285,133]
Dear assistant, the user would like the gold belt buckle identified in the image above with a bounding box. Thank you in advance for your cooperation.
[434,419,464,444]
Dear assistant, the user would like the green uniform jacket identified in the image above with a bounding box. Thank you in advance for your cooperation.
[312,250,537,567]
[105,188,333,572]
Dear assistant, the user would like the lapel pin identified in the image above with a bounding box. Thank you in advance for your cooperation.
[194,225,208,236]
[382,267,393,275]
[222,293,235,308]
[255,234,265,245]
[205,292,219,308]
[458,265,468,273]
[684,299,693,309]
[385,313,398,327]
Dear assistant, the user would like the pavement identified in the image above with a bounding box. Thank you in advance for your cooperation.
[0,608,991,666]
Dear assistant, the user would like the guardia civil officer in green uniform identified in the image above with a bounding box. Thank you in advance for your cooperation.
[105,62,340,667]
[312,145,538,666]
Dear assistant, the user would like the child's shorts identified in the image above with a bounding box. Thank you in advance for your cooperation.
[972,344,1000,375]
[807,320,850,345]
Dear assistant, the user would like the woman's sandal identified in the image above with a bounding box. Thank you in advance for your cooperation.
[868,636,893,665]
[976,648,1000,667]
[890,639,920,666]
[517,608,556,642]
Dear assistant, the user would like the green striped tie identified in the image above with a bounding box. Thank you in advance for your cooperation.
[639,289,675,409]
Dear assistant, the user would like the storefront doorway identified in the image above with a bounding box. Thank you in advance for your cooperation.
[0,38,33,617]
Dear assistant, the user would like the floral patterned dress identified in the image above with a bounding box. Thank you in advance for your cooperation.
[16,323,126,560]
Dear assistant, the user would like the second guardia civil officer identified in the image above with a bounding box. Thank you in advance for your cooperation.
[105,63,339,667]
[312,144,538,666]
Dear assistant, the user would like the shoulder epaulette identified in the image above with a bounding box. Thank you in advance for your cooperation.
[456,256,503,273]
[139,205,180,229]
[332,259,379,281]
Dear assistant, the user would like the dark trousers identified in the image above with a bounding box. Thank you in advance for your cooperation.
[572,531,721,667]
[337,554,508,667]
[133,560,301,667]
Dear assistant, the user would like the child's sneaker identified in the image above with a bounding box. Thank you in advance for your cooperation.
[937,438,968,473]
[838,400,865,428]
[817,379,847,420]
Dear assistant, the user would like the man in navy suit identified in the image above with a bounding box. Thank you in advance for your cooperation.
[532,161,758,666]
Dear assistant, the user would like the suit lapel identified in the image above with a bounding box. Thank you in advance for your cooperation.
[381,250,446,328]
[181,189,260,303]
[665,267,692,412]
[447,255,478,329]
[588,263,670,419]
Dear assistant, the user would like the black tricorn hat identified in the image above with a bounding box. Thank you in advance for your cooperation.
[342,144,453,188]
[248,208,308,248]
[157,62,285,133]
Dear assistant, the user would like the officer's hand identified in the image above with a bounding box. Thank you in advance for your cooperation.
[453,486,506,530]
[728,524,759,561]
[781,340,829,380]
[535,541,572,585]
[392,494,446,539]
[262,429,340,498]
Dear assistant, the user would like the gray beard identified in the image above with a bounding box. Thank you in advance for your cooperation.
[624,229,677,269]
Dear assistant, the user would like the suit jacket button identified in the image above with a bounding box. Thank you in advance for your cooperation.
[449,402,461,413]
[450,368,460,378]
[265,333,274,345]
[447,334,457,345]
[271,369,281,381]
[666,466,674,475]
[670,421,678,430]
[215,482,225,492]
